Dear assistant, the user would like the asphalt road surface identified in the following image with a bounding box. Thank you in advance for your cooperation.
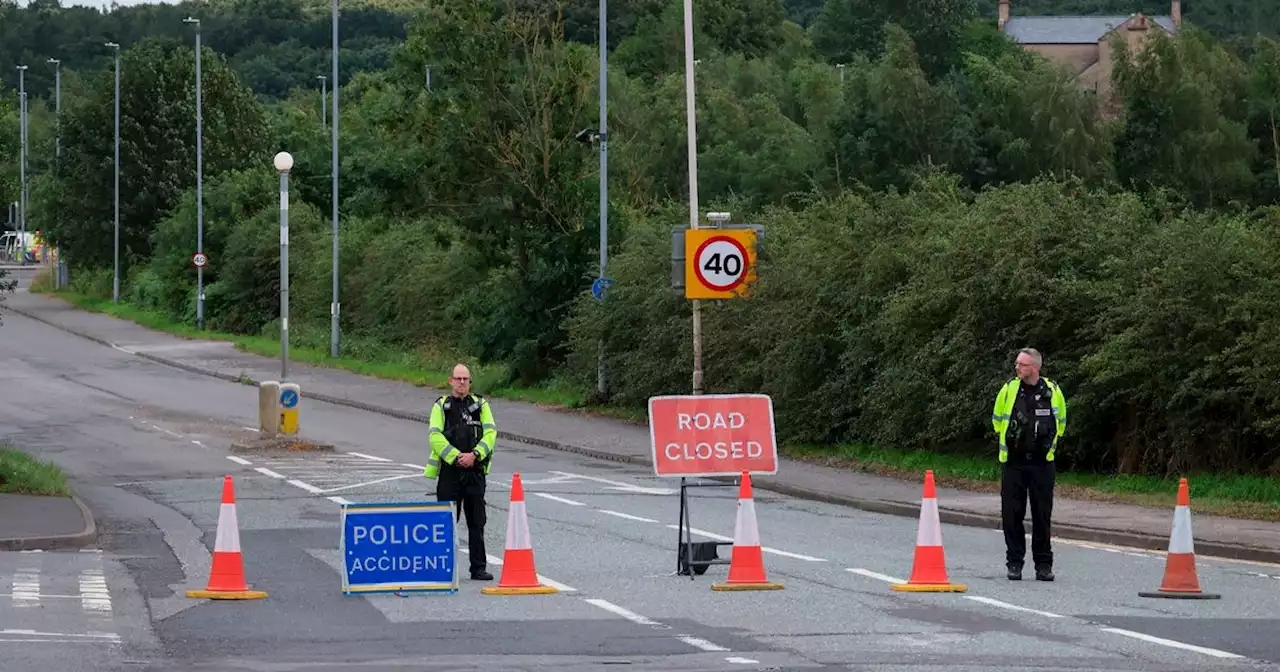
[1,306,1279,671]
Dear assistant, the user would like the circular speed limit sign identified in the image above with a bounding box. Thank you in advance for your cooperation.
[192,252,208,268]
[693,235,749,292]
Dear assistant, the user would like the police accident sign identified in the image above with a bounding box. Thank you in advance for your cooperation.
[339,501,458,595]
[647,393,778,478]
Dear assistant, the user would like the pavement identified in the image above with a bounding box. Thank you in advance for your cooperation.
[0,280,1279,670]
[2,285,1279,564]
[0,493,96,551]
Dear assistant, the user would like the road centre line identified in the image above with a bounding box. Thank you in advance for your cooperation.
[597,509,659,523]
[845,568,1246,660]
[666,525,827,562]
[1100,628,1244,659]
[582,598,734,655]
[532,492,587,507]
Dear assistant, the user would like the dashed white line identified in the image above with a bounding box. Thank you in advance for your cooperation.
[725,657,759,664]
[287,479,324,494]
[151,424,181,438]
[347,452,392,462]
[319,473,420,494]
[584,598,663,626]
[327,496,354,505]
[1100,627,1244,659]
[0,629,120,641]
[667,525,827,562]
[226,456,252,466]
[846,568,905,584]
[597,509,659,523]
[677,635,729,652]
[964,595,1063,618]
[254,467,286,479]
[532,492,587,507]
[242,427,260,432]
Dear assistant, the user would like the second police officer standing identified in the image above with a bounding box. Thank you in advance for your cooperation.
[991,348,1067,583]
[424,363,497,581]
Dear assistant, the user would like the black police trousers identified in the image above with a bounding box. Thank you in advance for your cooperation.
[1001,460,1055,569]
[437,477,487,575]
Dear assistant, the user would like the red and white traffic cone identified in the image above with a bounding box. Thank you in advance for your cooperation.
[482,473,558,595]
[186,475,268,600]
[712,471,784,591]
[891,470,967,593]
[1140,478,1220,599]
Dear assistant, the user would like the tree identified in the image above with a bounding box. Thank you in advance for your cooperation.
[40,38,268,273]
[810,0,978,79]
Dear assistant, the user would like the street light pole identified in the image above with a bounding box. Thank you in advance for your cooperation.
[49,58,61,286]
[597,0,609,399]
[16,65,27,266]
[106,42,121,303]
[682,0,702,395]
[275,151,293,382]
[185,17,204,329]
[330,0,341,358]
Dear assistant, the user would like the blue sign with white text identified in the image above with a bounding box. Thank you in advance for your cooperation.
[339,501,458,595]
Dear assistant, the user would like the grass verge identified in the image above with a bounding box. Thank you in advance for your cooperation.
[31,287,1280,522]
[0,445,72,497]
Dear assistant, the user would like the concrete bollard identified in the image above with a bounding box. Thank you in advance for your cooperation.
[279,383,301,436]
[259,381,281,438]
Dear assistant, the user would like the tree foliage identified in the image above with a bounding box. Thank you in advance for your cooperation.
[5,0,1280,476]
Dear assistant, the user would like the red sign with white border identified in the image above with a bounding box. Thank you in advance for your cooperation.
[648,394,778,478]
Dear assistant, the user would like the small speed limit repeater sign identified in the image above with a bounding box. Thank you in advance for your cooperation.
[685,228,758,300]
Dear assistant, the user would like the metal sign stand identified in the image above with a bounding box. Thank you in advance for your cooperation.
[675,475,739,580]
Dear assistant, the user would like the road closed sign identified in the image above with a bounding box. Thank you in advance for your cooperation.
[648,394,778,478]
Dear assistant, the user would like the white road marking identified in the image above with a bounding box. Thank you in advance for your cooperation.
[458,550,577,592]
[666,525,827,562]
[191,440,206,448]
[964,596,1063,618]
[677,635,729,652]
[150,424,182,438]
[1100,627,1244,659]
[242,427,260,432]
[0,629,120,641]
[598,509,659,523]
[78,568,111,614]
[584,598,663,626]
[846,568,906,584]
[532,492,586,507]
[726,657,759,664]
[401,463,424,470]
[327,496,354,505]
[346,452,392,462]
[319,473,420,494]
[12,569,39,607]
[226,456,252,466]
[286,479,324,494]
[548,470,675,495]
[254,467,285,479]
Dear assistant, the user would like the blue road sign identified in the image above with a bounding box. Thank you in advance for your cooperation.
[339,501,458,595]
[592,277,615,301]
[280,389,299,409]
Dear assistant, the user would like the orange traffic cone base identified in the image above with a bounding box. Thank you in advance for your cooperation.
[1137,588,1220,600]
[481,584,559,595]
[712,580,784,591]
[890,581,967,593]
[185,587,269,600]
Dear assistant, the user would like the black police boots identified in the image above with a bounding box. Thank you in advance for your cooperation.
[471,570,493,581]
[1007,563,1022,580]
[1035,565,1055,581]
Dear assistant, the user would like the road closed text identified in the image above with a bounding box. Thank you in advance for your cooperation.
[649,394,779,477]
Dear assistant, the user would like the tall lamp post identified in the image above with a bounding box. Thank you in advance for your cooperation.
[106,41,121,303]
[597,0,609,400]
[48,58,62,285]
[681,0,703,395]
[16,65,27,266]
[275,151,293,382]
[185,16,205,329]
[330,0,341,358]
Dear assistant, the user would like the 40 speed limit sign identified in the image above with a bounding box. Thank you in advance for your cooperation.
[685,229,758,300]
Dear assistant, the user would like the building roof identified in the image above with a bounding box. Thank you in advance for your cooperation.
[1003,15,1178,44]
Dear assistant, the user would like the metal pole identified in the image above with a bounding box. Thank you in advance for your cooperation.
[186,18,204,329]
[107,42,121,303]
[17,65,26,265]
[330,0,341,358]
[682,0,702,395]
[277,154,292,382]
[50,58,61,285]
[597,0,609,399]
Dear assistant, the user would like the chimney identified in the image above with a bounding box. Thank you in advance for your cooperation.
[998,0,1011,31]
[1171,0,1181,29]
